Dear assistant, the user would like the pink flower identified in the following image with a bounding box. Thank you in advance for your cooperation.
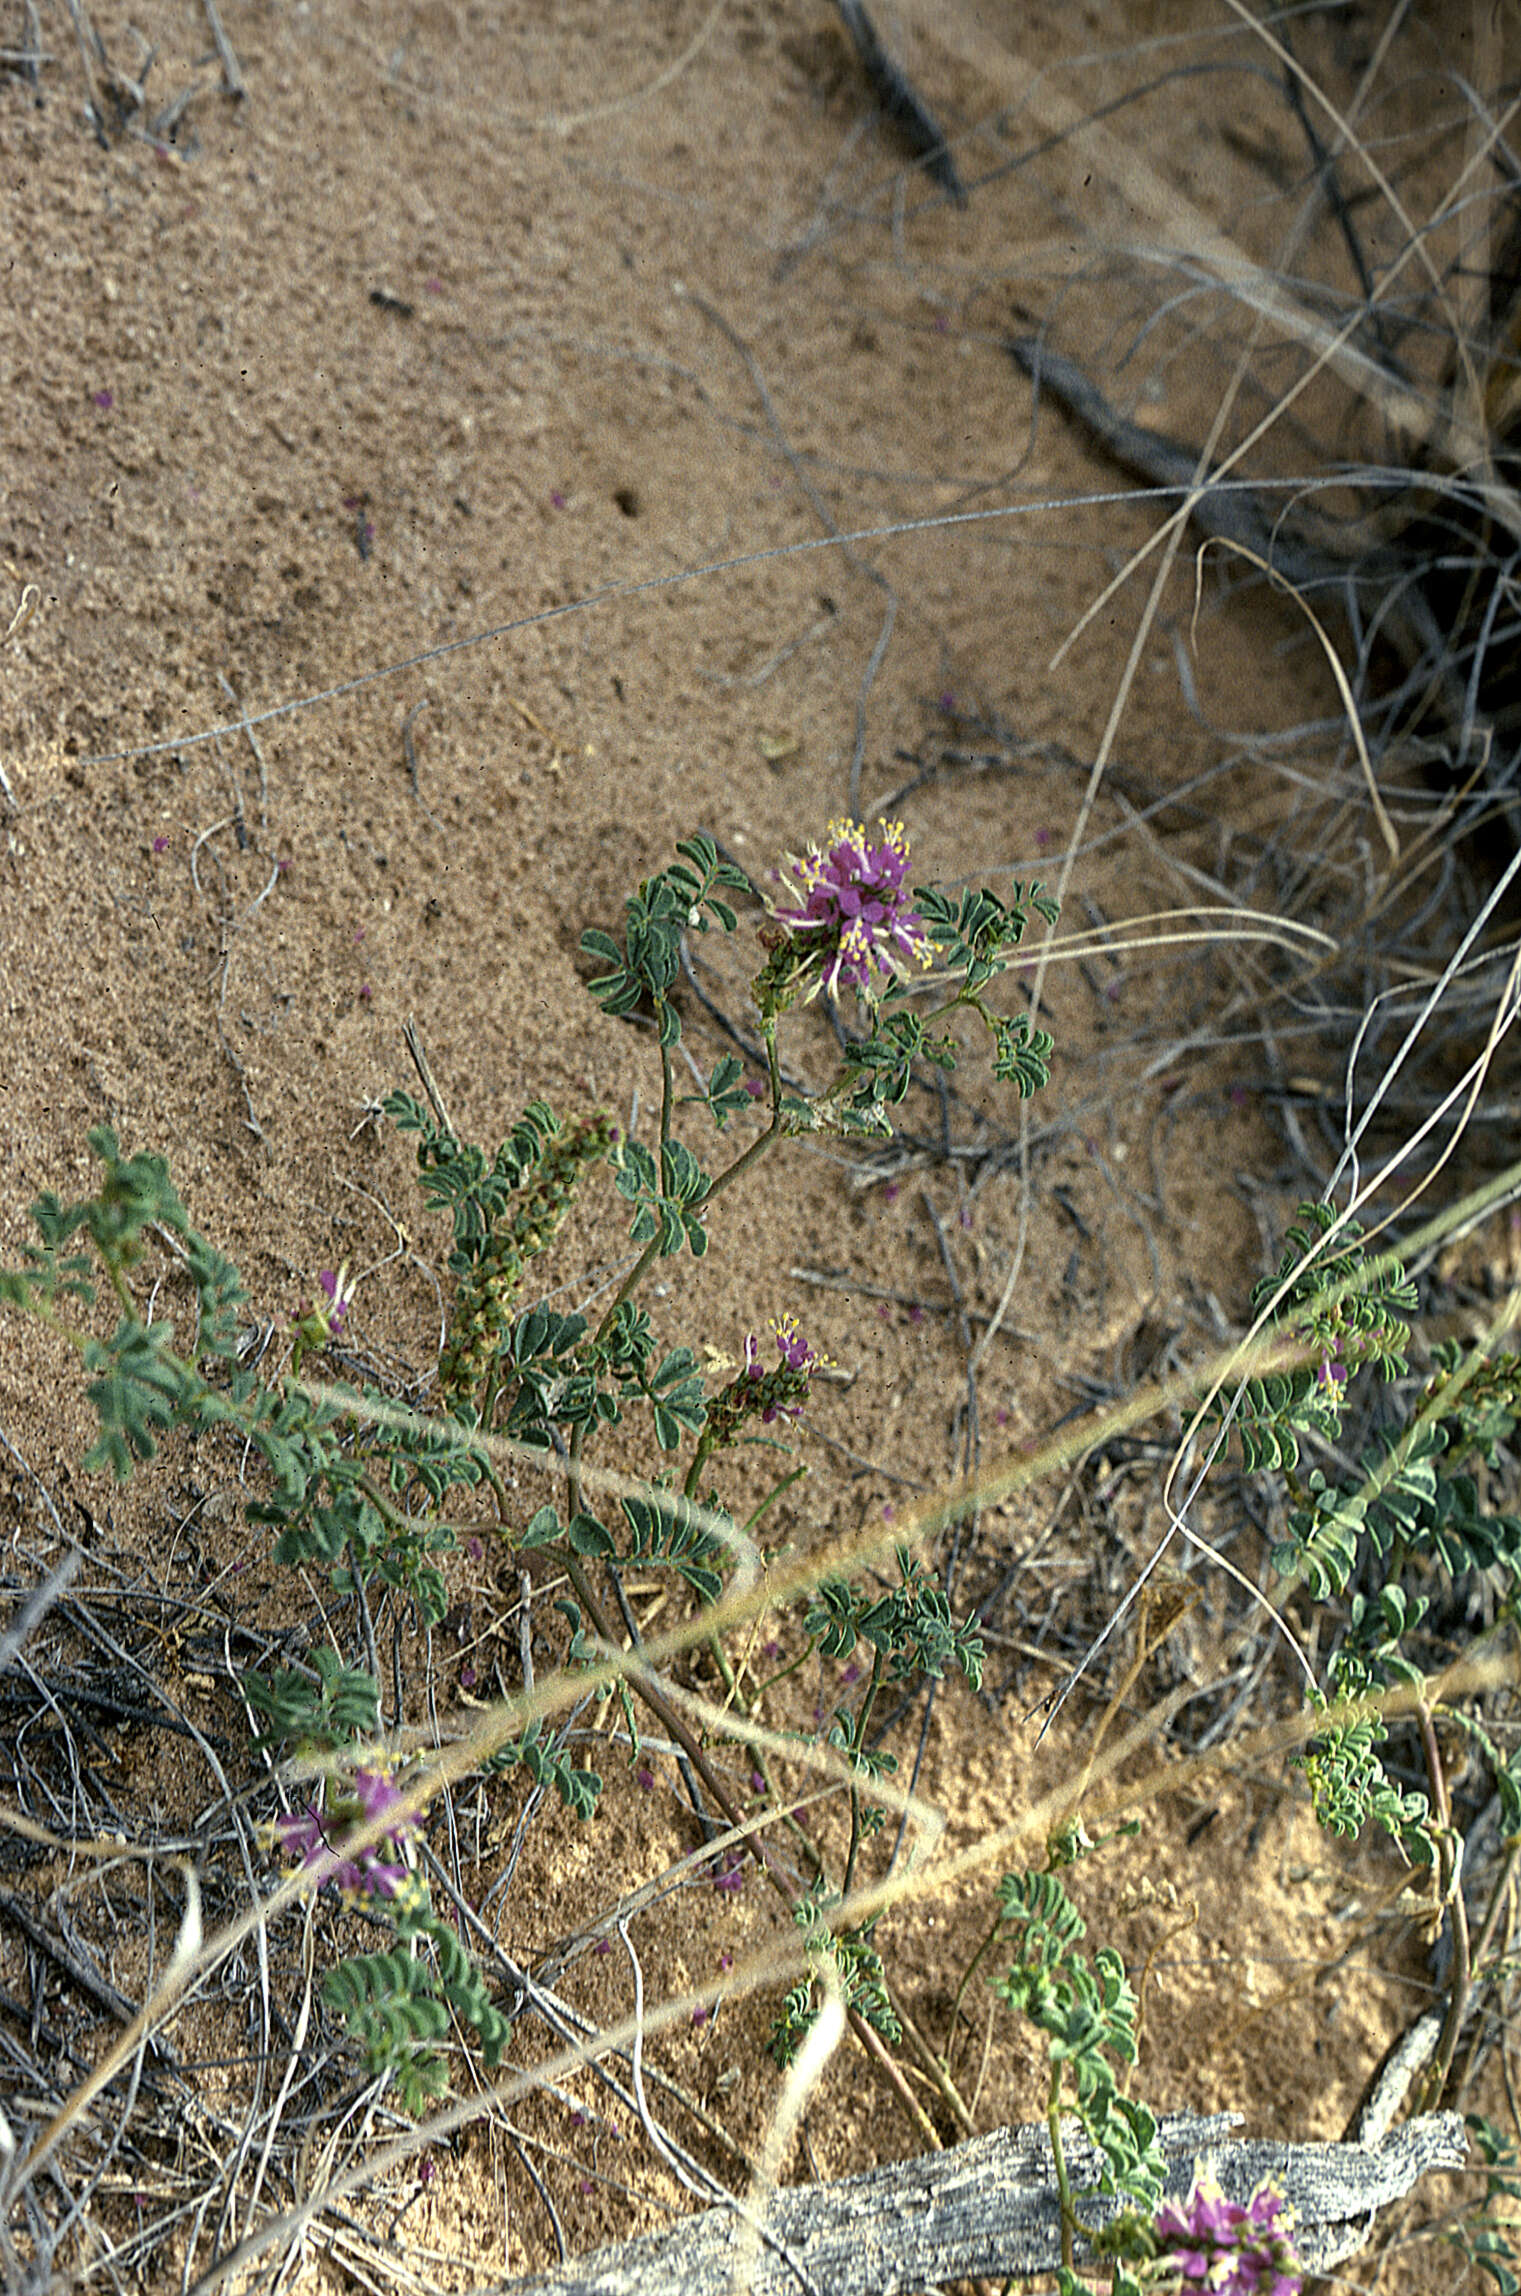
[770,818,931,1001]
[317,1268,349,1326]
[738,1315,831,1424]
[1155,2180,1301,2296]
[273,1766,418,1900]
[292,1265,353,1358]
[92,390,114,412]
[152,834,169,854]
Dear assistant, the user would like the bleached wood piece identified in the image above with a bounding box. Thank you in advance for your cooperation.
[489,2109,1467,2295]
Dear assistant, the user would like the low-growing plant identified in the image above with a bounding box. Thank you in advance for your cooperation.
[1447,2114,1521,2295]
[1216,1203,1521,1951]
[957,1185,1521,2291]
[0,821,1054,2115]
[9,833,1508,2296]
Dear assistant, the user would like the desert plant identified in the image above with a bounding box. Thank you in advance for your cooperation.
[0,823,1055,2112]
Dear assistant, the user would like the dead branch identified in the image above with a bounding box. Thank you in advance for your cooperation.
[488,2108,1466,2295]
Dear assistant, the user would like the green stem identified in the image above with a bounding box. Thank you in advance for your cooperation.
[947,1910,1006,2057]
[593,1057,784,1347]
[1452,1834,1521,2102]
[658,1030,674,1157]
[841,1648,885,1899]
[707,1630,739,1704]
[699,1111,784,1216]
[682,1428,717,1502]
[741,1461,808,1532]
[750,1638,819,1703]
[104,1258,138,1317]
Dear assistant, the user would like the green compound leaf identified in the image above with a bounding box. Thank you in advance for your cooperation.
[385,1092,559,1264]
[1447,2116,1521,2296]
[81,1319,205,1480]
[767,1884,901,2068]
[582,836,748,1045]
[1295,1660,1434,1863]
[484,1717,602,1819]
[992,1014,1056,1098]
[915,881,1060,993]
[620,1487,728,1602]
[683,1052,754,1131]
[321,1947,452,2112]
[804,1549,984,1689]
[1250,1197,1417,1376]
[991,1866,1164,2209]
[612,1137,711,1260]
[244,1648,380,1752]
[645,1346,707,1451]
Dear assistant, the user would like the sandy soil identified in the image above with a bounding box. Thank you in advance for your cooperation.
[0,3,1509,2290]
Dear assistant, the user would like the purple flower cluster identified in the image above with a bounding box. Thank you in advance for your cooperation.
[703,1316,832,1448]
[1155,2179,1301,2296]
[771,818,931,1001]
[274,1767,418,1901]
[709,1849,745,1893]
[743,1315,830,1424]
[291,1264,354,1364]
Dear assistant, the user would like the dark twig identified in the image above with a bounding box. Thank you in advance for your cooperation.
[402,1015,457,1139]
[831,0,966,205]
[0,1885,167,2044]
[1007,336,1343,589]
